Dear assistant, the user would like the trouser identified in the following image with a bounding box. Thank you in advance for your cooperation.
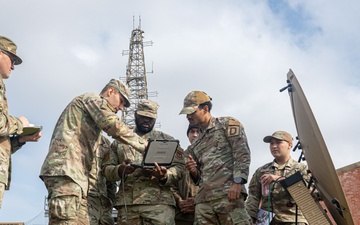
[116,204,175,225]
[43,176,89,225]
[0,182,5,209]
[195,197,251,225]
[88,195,114,225]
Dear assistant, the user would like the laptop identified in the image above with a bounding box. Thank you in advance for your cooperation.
[130,138,179,169]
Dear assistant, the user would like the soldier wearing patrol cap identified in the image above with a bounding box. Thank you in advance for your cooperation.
[179,91,252,225]
[103,99,185,225]
[40,79,146,225]
[246,131,309,224]
[0,35,42,208]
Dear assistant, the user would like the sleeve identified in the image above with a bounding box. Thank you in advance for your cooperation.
[102,140,125,182]
[0,100,23,137]
[106,180,117,205]
[246,168,262,220]
[170,180,183,205]
[85,96,145,153]
[10,136,26,154]
[187,145,201,185]
[223,117,251,183]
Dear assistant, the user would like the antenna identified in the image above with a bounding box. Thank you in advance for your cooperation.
[121,18,157,129]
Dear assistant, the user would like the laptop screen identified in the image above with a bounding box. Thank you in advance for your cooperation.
[142,139,179,168]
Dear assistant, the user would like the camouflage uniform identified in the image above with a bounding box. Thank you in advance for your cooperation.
[246,158,309,224]
[171,150,199,225]
[40,79,145,225]
[188,116,251,225]
[88,135,116,225]
[0,36,25,208]
[103,99,185,225]
[104,128,185,225]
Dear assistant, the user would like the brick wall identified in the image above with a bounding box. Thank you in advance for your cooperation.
[337,162,360,225]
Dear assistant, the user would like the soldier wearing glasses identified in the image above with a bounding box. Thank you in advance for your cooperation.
[0,35,42,208]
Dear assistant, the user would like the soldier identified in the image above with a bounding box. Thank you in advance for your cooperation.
[88,135,116,225]
[40,79,146,225]
[103,99,185,225]
[179,91,252,225]
[0,35,42,208]
[171,124,200,225]
[246,131,309,224]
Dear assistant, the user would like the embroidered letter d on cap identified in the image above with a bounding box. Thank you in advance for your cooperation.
[179,91,212,115]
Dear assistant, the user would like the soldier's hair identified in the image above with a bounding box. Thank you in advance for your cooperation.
[199,101,212,112]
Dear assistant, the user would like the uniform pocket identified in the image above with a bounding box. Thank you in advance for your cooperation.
[49,195,80,220]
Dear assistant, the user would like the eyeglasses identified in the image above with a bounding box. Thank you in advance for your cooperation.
[1,51,16,66]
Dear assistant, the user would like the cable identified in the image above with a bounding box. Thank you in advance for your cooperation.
[266,176,285,225]
[121,164,131,224]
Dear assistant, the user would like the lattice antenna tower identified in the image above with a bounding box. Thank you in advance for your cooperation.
[121,16,156,128]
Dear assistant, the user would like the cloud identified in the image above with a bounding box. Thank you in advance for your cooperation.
[0,0,359,222]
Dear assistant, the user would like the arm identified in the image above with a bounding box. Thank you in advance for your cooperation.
[186,146,201,185]
[246,169,263,222]
[148,146,185,186]
[102,140,134,182]
[85,96,146,153]
[223,117,251,201]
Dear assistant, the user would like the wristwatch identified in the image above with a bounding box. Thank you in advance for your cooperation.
[233,177,246,184]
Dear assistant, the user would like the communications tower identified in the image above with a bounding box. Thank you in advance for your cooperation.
[121,17,155,128]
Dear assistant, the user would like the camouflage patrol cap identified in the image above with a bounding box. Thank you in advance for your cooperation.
[263,131,293,143]
[136,99,159,119]
[107,79,131,107]
[179,91,212,114]
[0,36,22,65]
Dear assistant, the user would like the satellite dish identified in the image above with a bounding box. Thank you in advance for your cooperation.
[284,69,354,225]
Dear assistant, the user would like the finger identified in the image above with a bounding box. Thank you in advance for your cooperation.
[154,162,161,171]
[188,155,193,161]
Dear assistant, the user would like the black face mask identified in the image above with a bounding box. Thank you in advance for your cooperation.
[135,114,156,134]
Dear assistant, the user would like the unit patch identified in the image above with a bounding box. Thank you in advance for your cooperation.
[228,126,240,137]
[227,119,240,137]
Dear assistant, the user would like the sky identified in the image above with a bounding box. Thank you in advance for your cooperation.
[1,0,360,223]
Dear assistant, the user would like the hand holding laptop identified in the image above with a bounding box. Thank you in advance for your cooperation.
[117,159,136,177]
[145,162,168,181]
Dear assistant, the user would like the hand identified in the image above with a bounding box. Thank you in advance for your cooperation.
[118,159,135,176]
[179,198,195,213]
[186,155,198,179]
[18,116,30,127]
[146,162,168,180]
[228,183,242,202]
[260,174,283,186]
[18,130,42,143]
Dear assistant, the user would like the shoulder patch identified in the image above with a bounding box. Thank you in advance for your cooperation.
[176,150,183,159]
[227,118,240,137]
[227,125,240,137]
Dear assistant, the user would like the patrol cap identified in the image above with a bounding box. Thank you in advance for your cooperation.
[179,91,212,115]
[186,124,200,136]
[263,131,293,143]
[106,79,131,107]
[0,36,22,65]
[136,99,159,119]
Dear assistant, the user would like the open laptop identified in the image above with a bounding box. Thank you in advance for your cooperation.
[130,138,179,169]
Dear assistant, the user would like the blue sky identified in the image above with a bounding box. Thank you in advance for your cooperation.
[1,0,359,223]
